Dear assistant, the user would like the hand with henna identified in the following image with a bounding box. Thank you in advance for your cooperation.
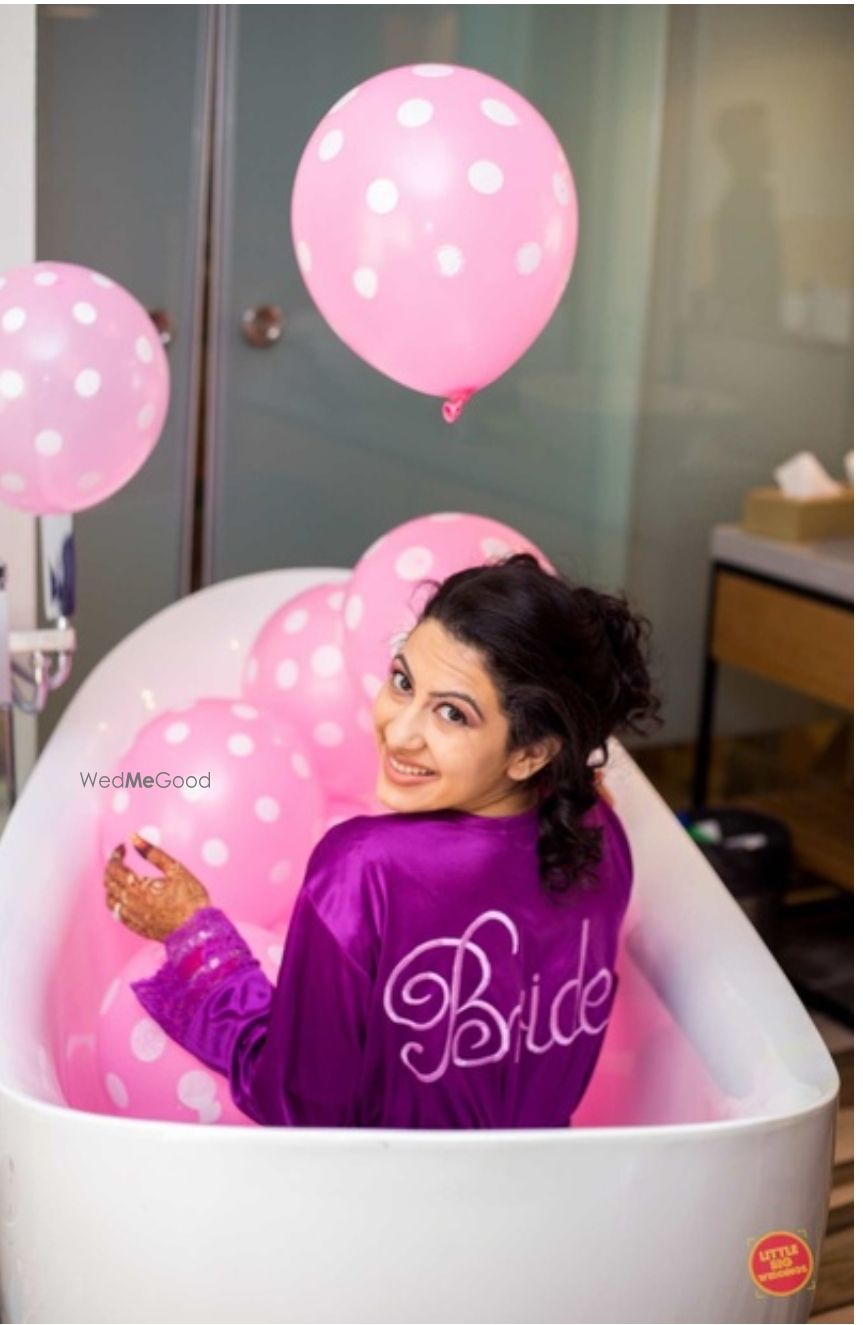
[103,833,212,942]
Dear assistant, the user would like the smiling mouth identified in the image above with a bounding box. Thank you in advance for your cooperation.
[385,750,437,778]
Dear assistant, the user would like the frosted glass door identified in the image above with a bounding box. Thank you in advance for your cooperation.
[206,5,666,588]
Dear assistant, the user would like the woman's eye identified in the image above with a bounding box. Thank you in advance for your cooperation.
[390,671,466,726]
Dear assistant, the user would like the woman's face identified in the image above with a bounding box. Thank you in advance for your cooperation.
[371,617,559,817]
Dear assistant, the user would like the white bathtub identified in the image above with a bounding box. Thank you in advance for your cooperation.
[0,568,839,1323]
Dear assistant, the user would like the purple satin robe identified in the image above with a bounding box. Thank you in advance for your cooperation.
[131,800,633,1129]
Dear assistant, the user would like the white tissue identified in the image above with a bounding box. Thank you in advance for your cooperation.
[773,451,843,500]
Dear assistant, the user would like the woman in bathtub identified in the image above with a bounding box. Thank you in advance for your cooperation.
[103,552,661,1128]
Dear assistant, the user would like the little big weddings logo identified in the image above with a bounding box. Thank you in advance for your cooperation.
[80,770,211,791]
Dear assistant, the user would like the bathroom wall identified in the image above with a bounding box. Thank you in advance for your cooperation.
[0,5,39,798]
[628,3,852,743]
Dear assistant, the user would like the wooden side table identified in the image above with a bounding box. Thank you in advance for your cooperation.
[693,524,853,888]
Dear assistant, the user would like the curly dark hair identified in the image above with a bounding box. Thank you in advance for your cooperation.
[414,552,663,900]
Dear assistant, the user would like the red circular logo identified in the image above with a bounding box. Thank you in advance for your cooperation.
[749,1230,814,1297]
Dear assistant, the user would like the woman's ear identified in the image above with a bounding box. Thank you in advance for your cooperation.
[508,735,563,783]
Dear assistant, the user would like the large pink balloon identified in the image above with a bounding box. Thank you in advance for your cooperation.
[291,65,577,421]
[99,698,326,928]
[341,512,556,695]
[95,921,285,1125]
[242,581,381,803]
[0,260,169,513]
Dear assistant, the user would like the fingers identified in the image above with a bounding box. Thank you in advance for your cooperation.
[131,833,176,873]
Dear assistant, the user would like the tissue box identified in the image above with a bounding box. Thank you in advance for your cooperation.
[742,485,853,542]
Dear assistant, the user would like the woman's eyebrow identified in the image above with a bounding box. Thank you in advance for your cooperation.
[393,652,485,720]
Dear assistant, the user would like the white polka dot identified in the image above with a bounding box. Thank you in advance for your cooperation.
[311,644,343,678]
[112,790,129,814]
[177,1069,217,1109]
[357,707,373,733]
[395,545,434,580]
[435,245,463,277]
[0,371,24,400]
[430,511,464,521]
[164,722,190,745]
[0,473,25,493]
[245,657,259,684]
[34,270,58,286]
[77,471,102,491]
[255,796,281,823]
[366,178,399,214]
[227,732,254,757]
[267,944,284,968]
[291,752,311,780]
[231,703,258,719]
[297,240,312,274]
[34,429,63,456]
[135,336,154,364]
[481,536,513,559]
[345,593,364,630]
[553,171,570,206]
[329,86,358,113]
[353,267,378,299]
[181,782,206,803]
[468,160,504,195]
[138,824,161,844]
[276,658,299,690]
[196,1100,222,1124]
[412,64,454,77]
[481,98,519,127]
[72,301,97,325]
[516,242,542,275]
[269,860,292,884]
[1,307,26,333]
[99,978,120,1017]
[91,272,114,288]
[75,368,101,398]
[130,1018,166,1063]
[137,403,156,430]
[105,1073,129,1108]
[317,128,344,161]
[202,838,229,867]
[327,589,345,610]
[314,721,344,747]
[282,608,309,634]
[397,98,434,128]
[362,674,383,700]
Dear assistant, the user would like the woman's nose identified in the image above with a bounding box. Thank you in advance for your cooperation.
[386,704,427,750]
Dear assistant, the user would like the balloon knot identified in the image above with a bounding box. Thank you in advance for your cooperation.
[442,389,474,425]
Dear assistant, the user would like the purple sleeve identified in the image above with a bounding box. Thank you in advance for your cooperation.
[130,894,372,1127]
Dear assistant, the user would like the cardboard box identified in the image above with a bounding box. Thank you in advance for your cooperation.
[741,485,853,542]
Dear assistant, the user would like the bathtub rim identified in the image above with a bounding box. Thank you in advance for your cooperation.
[0,1071,839,1145]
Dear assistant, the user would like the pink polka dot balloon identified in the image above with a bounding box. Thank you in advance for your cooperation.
[99,698,325,928]
[291,65,577,422]
[341,512,556,695]
[0,261,169,513]
[95,921,285,1125]
[242,581,381,803]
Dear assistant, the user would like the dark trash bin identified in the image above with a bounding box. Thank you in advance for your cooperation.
[676,806,793,947]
